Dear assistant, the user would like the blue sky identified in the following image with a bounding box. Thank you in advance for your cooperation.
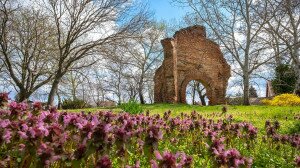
[148,0,190,21]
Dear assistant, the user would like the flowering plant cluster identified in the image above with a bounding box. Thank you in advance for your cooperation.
[265,120,300,149]
[0,93,299,167]
[262,93,300,106]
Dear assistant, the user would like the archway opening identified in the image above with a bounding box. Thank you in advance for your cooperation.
[186,80,208,105]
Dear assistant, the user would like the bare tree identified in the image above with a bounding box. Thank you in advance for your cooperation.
[39,0,149,106]
[125,23,164,104]
[90,68,109,105]
[104,53,132,105]
[173,0,272,105]
[58,70,84,101]
[0,1,55,101]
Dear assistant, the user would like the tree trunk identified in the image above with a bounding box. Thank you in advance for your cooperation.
[139,91,145,104]
[243,73,250,105]
[199,95,206,106]
[293,37,300,94]
[138,75,145,104]
[294,64,300,95]
[82,85,85,102]
[47,77,61,106]
[196,82,206,106]
[56,91,62,109]
[192,83,196,105]
[148,90,153,104]
[138,83,145,104]
[102,90,105,102]
[71,78,77,101]
[196,83,206,106]
[117,94,121,105]
[16,90,30,102]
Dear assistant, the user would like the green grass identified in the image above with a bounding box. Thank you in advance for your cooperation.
[64,104,300,134]
[144,104,300,134]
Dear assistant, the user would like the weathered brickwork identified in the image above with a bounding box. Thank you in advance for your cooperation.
[154,25,231,105]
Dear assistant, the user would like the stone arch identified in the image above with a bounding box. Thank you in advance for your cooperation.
[179,74,211,105]
[154,25,230,105]
[183,79,208,105]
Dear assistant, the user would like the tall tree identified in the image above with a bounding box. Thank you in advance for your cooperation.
[173,0,272,105]
[104,52,132,105]
[125,23,164,104]
[40,0,149,106]
[90,68,109,105]
[0,1,55,101]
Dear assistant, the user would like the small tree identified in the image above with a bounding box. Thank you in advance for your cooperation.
[272,64,297,94]
[249,85,258,98]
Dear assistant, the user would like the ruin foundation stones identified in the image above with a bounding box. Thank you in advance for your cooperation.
[154,25,231,105]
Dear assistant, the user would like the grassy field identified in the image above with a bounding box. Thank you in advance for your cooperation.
[65,104,300,134]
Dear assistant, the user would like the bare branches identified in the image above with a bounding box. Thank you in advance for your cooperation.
[42,0,149,105]
[0,1,55,101]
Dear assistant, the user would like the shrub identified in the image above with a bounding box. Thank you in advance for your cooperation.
[61,98,90,109]
[119,99,143,114]
[261,94,300,106]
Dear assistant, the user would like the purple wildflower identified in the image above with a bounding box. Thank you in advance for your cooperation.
[295,156,300,167]
[2,130,12,143]
[18,131,28,139]
[96,155,112,168]
[0,119,10,128]
[33,102,43,111]
[0,92,9,107]
[18,144,26,151]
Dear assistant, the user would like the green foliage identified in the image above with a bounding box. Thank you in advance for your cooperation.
[249,85,258,98]
[288,122,300,134]
[61,98,90,109]
[119,99,143,114]
[272,64,297,94]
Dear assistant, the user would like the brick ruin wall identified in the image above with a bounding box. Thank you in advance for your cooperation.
[154,25,231,105]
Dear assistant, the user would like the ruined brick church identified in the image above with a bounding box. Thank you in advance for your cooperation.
[154,25,230,105]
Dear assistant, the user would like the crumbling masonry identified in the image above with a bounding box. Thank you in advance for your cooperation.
[154,25,231,105]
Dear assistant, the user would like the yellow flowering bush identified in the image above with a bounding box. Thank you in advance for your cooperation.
[261,93,300,106]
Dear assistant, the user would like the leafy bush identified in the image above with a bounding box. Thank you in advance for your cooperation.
[119,99,143,114]
[61,98,90,109]
[262,94,300,106]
